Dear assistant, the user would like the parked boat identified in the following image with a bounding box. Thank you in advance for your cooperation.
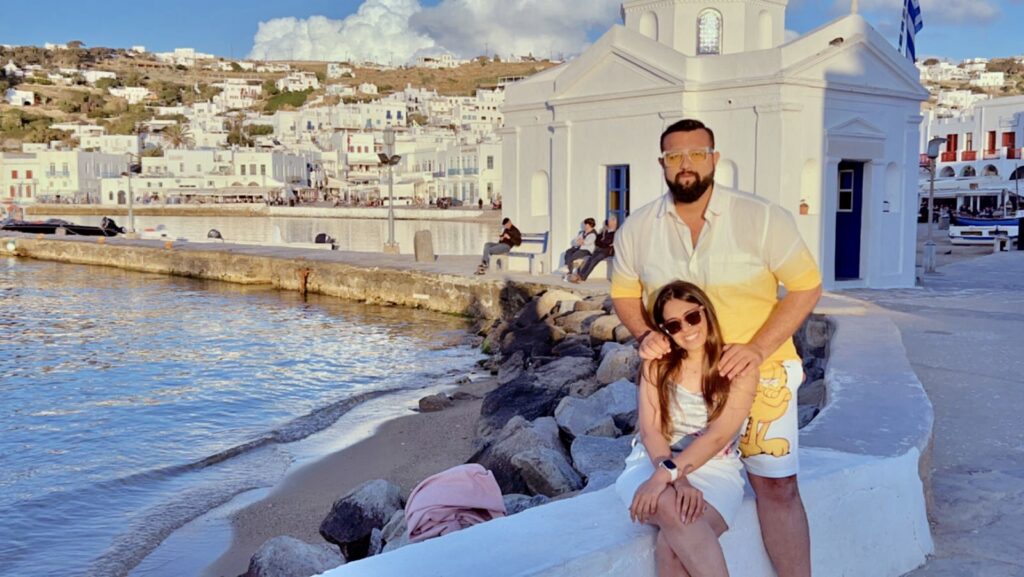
[1,217,125,237]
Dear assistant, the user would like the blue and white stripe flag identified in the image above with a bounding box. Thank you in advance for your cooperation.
[899,0,924,62]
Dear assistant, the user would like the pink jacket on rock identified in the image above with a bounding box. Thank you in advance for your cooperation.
[405,463,506,543]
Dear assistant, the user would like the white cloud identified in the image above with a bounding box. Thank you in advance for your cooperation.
[249,0,435,63]
[248,0,621,63]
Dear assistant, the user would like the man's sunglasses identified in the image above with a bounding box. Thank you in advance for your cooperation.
[661,148,714,167]
[659,307,705,336]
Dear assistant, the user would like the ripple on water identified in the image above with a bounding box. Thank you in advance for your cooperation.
[0,258,481,577]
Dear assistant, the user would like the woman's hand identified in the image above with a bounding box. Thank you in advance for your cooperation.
[629,474,670,523]
[673,477,706,524]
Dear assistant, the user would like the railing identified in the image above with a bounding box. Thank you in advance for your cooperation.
[983,150,1001,160]
[1008,148,1021,160]
[447,168,460,176]
[463,168,479,175]
[45,171,71,178]
[431,171,445,178]
[940,151,957,162]
[961,150,977,161]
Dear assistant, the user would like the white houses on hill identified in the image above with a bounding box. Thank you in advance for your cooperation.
[501,0,927,289]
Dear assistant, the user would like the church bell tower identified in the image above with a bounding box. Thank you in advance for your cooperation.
[622,0,788,56]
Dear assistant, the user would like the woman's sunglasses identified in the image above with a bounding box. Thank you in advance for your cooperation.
[659,306,704,336]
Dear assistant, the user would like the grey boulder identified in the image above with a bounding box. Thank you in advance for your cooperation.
[243,536,345,577]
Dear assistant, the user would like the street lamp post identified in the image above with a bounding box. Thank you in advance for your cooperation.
[123,152,140,235]
[379,127,401,254]
[924,136,947,274]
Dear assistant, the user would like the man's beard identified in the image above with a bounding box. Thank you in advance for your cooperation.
[667,170,715,204]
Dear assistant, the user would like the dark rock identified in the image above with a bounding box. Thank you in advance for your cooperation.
[474,317,499,337]
[244,535,345,577]
[511,447,584,497]
[497,350,526,385]
[367,528,384,557]
[469,416,566,494]
[596,343,640,385]
[554,379,637,439]
[380,510,409,553]
[552,335,594,358]
[503,493,552,515]
[418,393,453,412]
[533,356,596,392]
[568,377,604,398]
[798,378,826,409]
[319,479,404,560]
[798,404,820,429]
[477,373,563,439]
[554,310,605,334]
[451,390,481,401]
[570,435,633,482]
[482,321,509,355]
[501,321,554,359]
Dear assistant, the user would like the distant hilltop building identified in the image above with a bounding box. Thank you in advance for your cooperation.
[327,63,353,79]
[43,43,68,51]
[416,54,461,69]
[276,71,319,93]
[502,0,928,289]
[154,48,215,68]
[131,46,146,54]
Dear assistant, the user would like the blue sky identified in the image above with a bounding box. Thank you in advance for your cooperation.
[1,0,1019,63]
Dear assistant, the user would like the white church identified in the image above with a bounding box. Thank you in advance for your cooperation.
[500,0,928,288]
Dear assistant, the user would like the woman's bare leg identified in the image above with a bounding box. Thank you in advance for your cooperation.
[652,488,730,577]
[656,530,692,577]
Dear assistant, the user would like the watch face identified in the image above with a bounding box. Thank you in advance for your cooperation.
[662,459,677,471]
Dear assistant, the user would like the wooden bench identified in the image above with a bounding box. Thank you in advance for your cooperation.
[493,232,548,275]
[569,254,615,281]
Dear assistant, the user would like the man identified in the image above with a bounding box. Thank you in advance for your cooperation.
[612,119,821,577]
[476,217,522,274]
[563,217,597,277]
[571,215,617,282]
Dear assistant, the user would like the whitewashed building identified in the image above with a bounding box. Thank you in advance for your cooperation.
[108,86,151,104]
[82,70,117,85]
[327,63,353,78]
[358,83,379,95]
[2,59,24,78]
[501,0,928,288]
[212,79,263,109]
[3,88,34,106]
[276,72,319,92]
[923,94,1024,183]
[1,150,128,205]
[969,72,1005,89]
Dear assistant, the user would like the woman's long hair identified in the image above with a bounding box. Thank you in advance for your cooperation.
[643,281,730,442]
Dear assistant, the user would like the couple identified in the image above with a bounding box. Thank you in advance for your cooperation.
[564,216,617,283]
[612,119,822,577]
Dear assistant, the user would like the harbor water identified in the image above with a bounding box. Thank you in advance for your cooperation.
[0,258,482,577]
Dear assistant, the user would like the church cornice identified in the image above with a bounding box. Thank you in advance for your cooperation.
[623,0,786,12]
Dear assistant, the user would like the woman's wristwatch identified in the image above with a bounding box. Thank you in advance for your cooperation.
[659,459,679,482]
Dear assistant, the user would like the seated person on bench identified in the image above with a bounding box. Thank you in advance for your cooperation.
[476,218,522,274]
[570,215,616,283]
[563,218,597,280]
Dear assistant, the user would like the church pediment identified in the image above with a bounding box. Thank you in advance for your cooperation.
[551,25,687,102]
[780,18,928,99]
[826,117,887,140]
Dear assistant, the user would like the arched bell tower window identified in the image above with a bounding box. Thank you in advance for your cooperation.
[697,9,722,55]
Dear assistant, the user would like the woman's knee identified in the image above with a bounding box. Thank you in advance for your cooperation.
[653,488,682,527]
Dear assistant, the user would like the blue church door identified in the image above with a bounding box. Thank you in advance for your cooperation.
[834,161,863,280]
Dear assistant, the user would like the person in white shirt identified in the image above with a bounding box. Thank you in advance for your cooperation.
[563,217,597,276]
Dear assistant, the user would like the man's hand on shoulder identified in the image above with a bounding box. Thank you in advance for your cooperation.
[719,343,766,379]
[638,330,672,361]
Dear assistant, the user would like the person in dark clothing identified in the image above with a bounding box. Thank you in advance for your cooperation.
[563,218,598,278]
[477,217,522,274]
[571,215,617,282]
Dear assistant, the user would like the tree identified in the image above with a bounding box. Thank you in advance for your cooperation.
[923,58,940,66]
[162,123,194,149]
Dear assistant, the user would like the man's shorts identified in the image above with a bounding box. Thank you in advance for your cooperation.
[739,360,803,479]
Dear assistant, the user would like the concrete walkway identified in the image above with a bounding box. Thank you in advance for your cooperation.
[848,252,1024,576]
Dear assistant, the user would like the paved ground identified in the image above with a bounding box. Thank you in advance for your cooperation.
[847,226,1024,576]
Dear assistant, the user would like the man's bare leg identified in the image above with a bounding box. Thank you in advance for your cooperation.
[748,474,811,577]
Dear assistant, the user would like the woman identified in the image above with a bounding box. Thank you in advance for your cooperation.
[615,281,757,577]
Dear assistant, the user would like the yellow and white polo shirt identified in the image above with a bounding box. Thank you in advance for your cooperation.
[611,187,821,365]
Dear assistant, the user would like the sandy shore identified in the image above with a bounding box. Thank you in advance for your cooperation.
[202,376,498,577]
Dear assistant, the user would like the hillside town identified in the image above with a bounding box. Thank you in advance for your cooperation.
[0,43,554,210]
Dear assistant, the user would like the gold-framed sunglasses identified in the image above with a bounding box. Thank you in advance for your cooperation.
[659,306,705,335]
[661,148,714,167]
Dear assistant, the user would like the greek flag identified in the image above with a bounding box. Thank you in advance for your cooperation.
[899,0,924,62]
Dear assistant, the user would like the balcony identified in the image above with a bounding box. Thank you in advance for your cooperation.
[961,150,977,162]
[463,167,479,175]
[447,168,460,176]
[983,150,1001,160]
[940,151,957,163]
[431,171,445,178]
[45,171,71,178]
[1008,148,1021,160]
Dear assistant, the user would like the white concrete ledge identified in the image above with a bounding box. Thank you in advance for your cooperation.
[321,302,935,577]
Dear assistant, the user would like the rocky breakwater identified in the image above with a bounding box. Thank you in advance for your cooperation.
[241,289,833,577]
